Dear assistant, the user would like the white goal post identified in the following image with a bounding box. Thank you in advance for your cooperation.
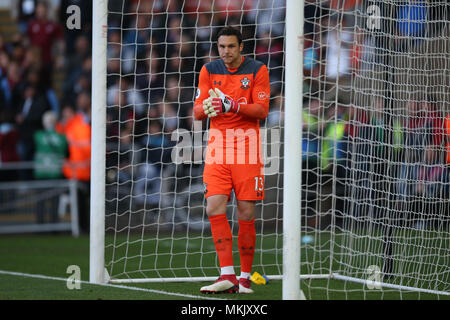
[90,0,107,284]
[89,0,306,296]
[283,0,304,300]
[90,0,450,299]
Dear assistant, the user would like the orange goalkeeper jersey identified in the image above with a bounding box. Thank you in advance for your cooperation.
[194,57,270,164]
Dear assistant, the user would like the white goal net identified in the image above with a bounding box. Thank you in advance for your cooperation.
[102,0,285,282]
[300,0,449,299]
[92,0,450,299]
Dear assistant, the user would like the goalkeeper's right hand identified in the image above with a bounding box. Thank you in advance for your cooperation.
[203,88,240,117]
[203,89,220,118]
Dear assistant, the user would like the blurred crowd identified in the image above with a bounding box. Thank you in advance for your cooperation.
[0,0,448,226]
[103,0,289,210]
[0,0,92,183]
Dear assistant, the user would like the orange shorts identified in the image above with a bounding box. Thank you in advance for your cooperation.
[203,162,265,201]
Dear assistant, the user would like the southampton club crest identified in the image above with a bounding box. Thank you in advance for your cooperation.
[240,77,251,89]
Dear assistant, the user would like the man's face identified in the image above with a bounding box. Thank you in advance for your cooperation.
[217,35,243,67]
[36,3,48,20]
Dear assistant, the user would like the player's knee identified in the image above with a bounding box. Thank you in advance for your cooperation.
[237,201,255,221]
[206,195,228,216]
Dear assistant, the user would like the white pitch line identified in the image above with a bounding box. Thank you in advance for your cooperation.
[0,269,227,301]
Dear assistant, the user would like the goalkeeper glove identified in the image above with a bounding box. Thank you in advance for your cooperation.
[202,95,215,117]
[204,88,240,117]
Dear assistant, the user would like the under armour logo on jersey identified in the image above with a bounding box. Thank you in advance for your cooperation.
[240,77,250,89]
[256,191,263,197]
[214,80,222,86]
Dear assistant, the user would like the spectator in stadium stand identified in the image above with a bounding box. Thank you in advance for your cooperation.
[26,0,64,89]
[106,31,121,72]
[0,108,20,182]
[304,0,328,36]
[62,91,91,181]
[21,45,41,76]
[446,114,450,164]
[65,70,91,108]
[324,14,354,83]
[34,110,68,224]
[17,0,37,35]
[0,50,10,104]
[62,91,91,233]
[135,47,165,105]
[193,12,214,62]
[107,76,146,125]
[2,61,22,108]
[396,142,445,230]
[33,110,68,180]
[63,35,91,103]
[301,96,321,165]
[9,33,26,65]
[266,89,284,128]
[14,82,50,180]
[248,0,285,39]
[397,1,428,39]
[55,103,75,135]
[13,64,59,117]
[320,100,349,171]
[156,101,178,134]
[134,119,172,210]
[404,97,445,163]
[254,31,284,83]
[421,96,446,147]
[122,12,152,75]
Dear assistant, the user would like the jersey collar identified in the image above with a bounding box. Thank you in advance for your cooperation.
[224,57,246,74]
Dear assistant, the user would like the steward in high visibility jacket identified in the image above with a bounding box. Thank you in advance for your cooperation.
[62,113,91,181]
[302,108,319,161]
[321,120,346,170]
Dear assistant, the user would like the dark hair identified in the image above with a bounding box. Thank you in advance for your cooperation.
[37,0,49,8]
[217,26,242,45]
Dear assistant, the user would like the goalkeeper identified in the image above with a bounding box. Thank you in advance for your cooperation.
[193,26,270,294]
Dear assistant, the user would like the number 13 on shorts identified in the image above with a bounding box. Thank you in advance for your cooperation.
[254,176,264,198]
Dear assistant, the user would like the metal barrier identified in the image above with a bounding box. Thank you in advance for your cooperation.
[0,168,80,237]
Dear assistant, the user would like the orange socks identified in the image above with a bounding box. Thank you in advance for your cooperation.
[238,219,256,274]
[209,214,234,270]
[209,214,256,276]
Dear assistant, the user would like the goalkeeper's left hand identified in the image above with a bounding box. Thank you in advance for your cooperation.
[206,88,240,117]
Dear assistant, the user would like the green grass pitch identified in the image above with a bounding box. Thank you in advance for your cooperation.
[0,233,448,300]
